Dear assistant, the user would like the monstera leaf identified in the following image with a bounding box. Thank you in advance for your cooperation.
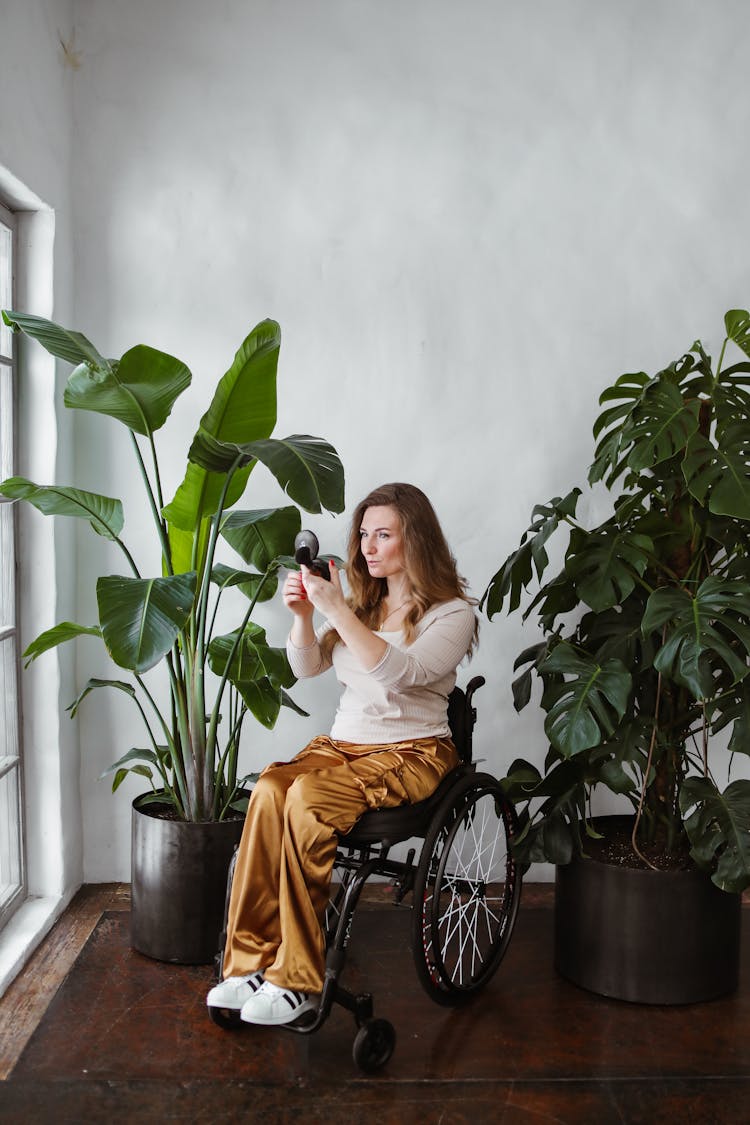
[725,308,750,359]
[712,369,750,433]
[482,489,581,617]
[682,428,750,520]
[0,478,124,539]
[624,381,700,472]
[564,526,654,612]
[589,372,651,484]
[680,776,750,892]
[540,643,632,757]
[643,578,750,699]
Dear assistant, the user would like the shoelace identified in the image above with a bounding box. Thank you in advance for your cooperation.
[258,981,284,997]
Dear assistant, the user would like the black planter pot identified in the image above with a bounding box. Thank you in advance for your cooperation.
[554,815,741,1004]
[131,795,245,964]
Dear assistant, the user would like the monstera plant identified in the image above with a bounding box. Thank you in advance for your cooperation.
[1,311,345,823]
[484,308,750,893]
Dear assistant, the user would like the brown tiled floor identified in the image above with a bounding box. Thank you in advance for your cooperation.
[0,885,748,1123]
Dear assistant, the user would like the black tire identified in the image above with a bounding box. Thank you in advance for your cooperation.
[208,1005,243,1030]
[352,1018,396,1072]
[411,772,521,1005]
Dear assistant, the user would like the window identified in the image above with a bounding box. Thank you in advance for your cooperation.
[0,201,25,930]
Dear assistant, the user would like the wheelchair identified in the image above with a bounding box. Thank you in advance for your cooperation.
[208,675,522,1072]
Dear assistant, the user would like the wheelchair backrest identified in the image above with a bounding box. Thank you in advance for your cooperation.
[446,675,485,764]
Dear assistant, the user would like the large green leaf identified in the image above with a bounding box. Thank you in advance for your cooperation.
[23,621,101,666]
[162,319,280,530]
[0,477,124,539]
[210,564,278,604]
[712,369,750,435]
[481,489,581,617]
[578,596,656,670]
[724,309,750,360]
[100,746,173,793]
[2,309,109,369]
[709,676,750,758]
[564,527,653,612]
[682,430,750,520]
[624,381,700,472]
[167,518,211,577]
[501,756,588,867]
[97,572,197,673]
[64,344,191,435]
[67,677,138,718]
[680,776,750,892]
[643,578,750,698]
[189,432,345,516]
[589,372,651,484]
[511,641,550,712]
[239,434,346,513]
[540,643,632,757]
[208,629,295,727]
[209,628,294,689]
[220,506,301,570]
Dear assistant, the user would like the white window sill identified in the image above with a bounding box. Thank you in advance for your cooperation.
[0,890,77,998]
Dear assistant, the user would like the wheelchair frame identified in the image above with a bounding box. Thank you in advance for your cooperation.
[209,675,522,1072]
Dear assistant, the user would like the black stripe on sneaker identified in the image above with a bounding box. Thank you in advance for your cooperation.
[282,990,303,1010]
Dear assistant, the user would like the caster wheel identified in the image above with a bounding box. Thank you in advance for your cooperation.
[352,1018,396,1072]
[208,1005,243,1030]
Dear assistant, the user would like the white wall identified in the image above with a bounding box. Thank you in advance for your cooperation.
[0,0,80,988]
[48,0,750,879]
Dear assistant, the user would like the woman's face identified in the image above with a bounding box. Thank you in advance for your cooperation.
[359,505,406,580]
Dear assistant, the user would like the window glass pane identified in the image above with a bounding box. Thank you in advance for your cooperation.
[0,505,13,630]
[0,365,11,480]
[0,221,10,358]
[0,637,19,763]
[0,764,23,915]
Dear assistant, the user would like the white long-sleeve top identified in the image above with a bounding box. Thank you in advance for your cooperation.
[286,598,477,743]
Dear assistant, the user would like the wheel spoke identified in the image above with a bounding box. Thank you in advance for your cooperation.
[414,782,520,999]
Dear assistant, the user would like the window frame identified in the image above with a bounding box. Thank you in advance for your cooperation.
[0,198,26,932]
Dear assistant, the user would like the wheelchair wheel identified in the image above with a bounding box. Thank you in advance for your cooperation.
[412,771,521,1006]
[352,1018,396,1072]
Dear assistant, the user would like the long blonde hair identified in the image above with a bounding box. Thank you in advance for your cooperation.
[321,482,478,657]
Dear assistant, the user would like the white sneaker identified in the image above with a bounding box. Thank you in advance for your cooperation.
[240,980,318,1026]
[206,970,265,1010]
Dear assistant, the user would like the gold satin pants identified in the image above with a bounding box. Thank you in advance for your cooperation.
[222,734,459,992]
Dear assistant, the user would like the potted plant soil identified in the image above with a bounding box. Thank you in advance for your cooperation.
[1,310,345,963]
[483,308,750,1003]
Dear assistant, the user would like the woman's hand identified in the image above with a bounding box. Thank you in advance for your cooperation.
[300,561,348,619]
[282,569,315,619]
[302,562,388,671]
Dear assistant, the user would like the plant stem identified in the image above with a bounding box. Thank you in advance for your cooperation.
[135,673,188,815]
[204,568,272,781]
[195,457,245,810]
[129,432,174,574]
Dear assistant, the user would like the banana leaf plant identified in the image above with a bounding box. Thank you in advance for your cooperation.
[483,308,750,892]
[1,310,345,822]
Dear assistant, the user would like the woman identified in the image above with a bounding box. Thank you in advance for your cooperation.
[207,482,477,1026]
